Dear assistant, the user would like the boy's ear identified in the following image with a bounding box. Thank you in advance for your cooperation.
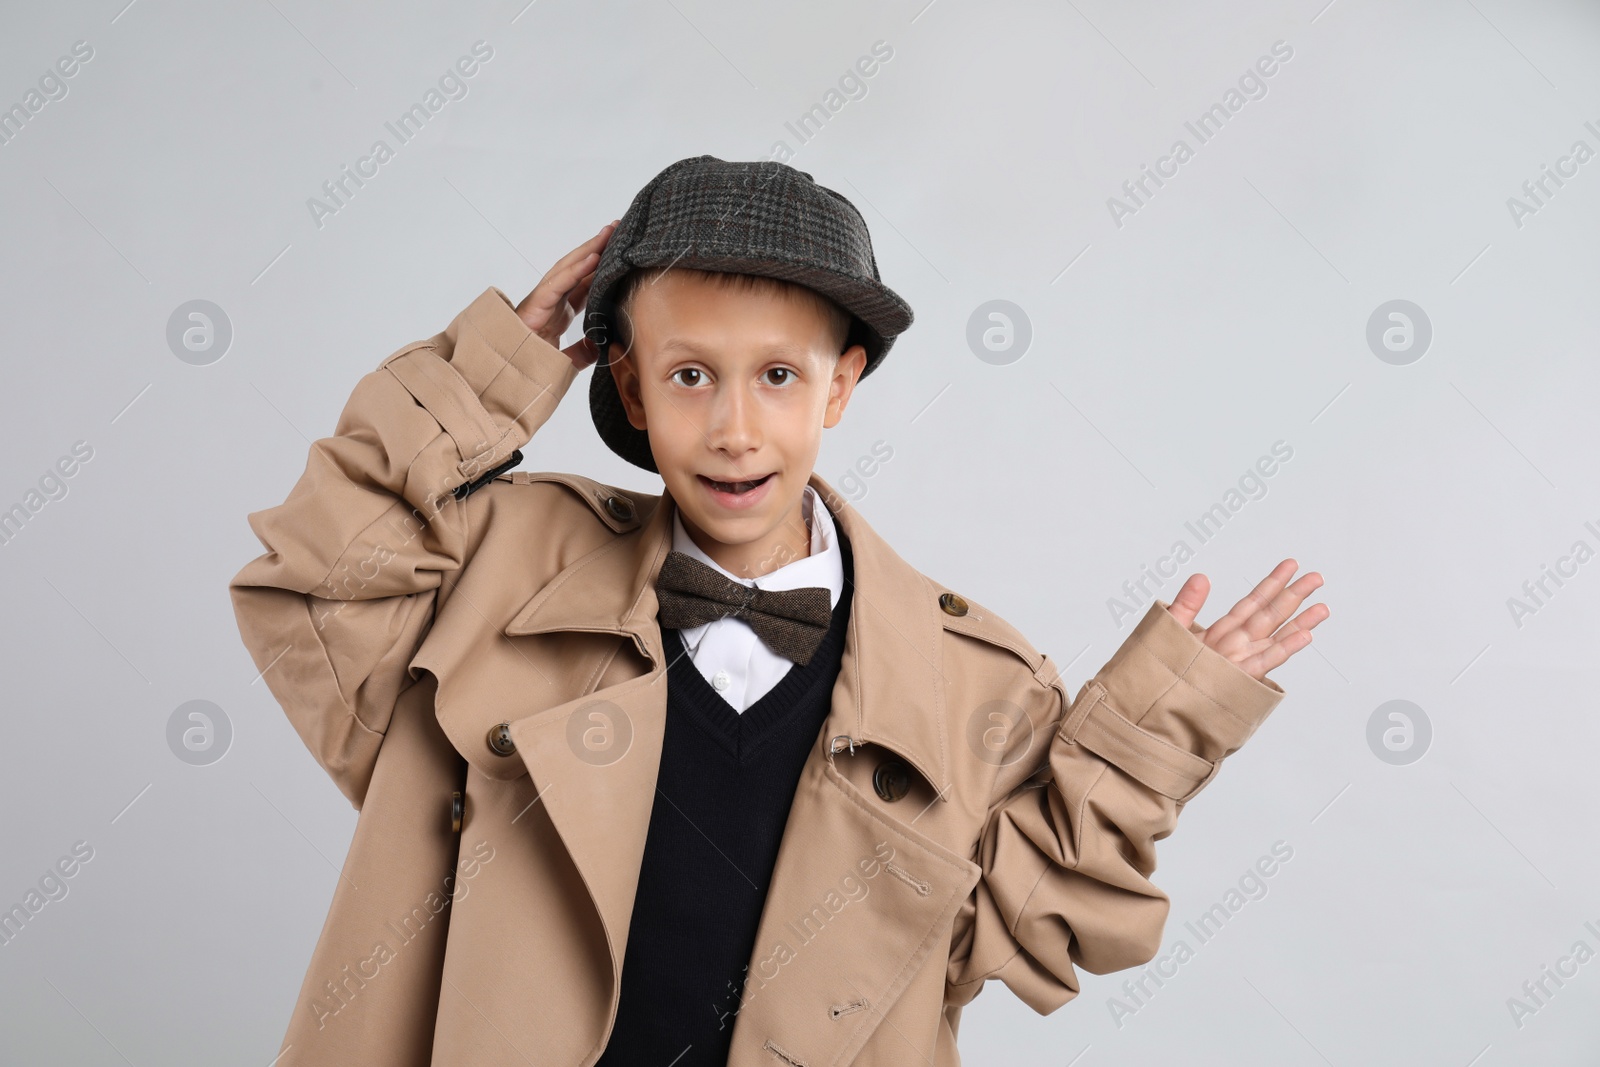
[609,350,649,432]
[823,343,868,429]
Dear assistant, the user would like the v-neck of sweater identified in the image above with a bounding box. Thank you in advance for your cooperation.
[662,531,854,763]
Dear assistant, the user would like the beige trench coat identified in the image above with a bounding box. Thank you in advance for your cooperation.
[228,286,1286,1066]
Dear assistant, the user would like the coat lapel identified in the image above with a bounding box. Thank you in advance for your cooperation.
[500,484,674,968]
[498,472,968,1055]
[724,477,980,1059]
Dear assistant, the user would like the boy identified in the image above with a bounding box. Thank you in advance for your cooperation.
[229,155,1325,1066]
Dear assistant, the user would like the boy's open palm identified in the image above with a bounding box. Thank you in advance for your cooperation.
[1164,560,1327,682]
[514,220,621,369]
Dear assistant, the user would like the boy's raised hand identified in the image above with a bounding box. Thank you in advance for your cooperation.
[514,220,621,370]
[1164,560,1327,683]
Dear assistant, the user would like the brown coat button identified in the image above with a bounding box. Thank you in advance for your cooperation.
[604,494,635,522]
[873,759,912,802]
[486,722,516,757]
[450,790,465,833]
[939,592,968,617]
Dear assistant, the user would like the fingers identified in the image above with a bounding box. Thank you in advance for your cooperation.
[1180,561,1328,681]
[517,220,620,333]
[538,229,610,309]
[552,220,618,279]
[562,336,600,370]
[1241,602,1327,679]
[568,264,600,309]
[1164,572,1211,630]
[1247,567,1324,643]
[1240,625,1308,679]
[1276,601,1329,641]
[1208,559,1302,641]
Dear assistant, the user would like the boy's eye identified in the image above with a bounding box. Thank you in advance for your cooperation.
[668,367,796,387]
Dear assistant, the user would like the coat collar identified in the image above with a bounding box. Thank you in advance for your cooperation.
[503,470,952,796]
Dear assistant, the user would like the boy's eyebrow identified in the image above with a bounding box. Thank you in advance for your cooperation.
[658,337,812,359]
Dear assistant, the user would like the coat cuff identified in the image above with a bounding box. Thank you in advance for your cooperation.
[1055,599,1285,803]
[377,286,580,504]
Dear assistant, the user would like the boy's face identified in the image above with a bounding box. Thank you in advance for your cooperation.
[608,271,867,578]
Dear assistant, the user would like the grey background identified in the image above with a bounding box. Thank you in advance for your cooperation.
[2,0,1597,1063]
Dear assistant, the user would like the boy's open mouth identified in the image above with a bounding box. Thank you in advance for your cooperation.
[699,472,774,496]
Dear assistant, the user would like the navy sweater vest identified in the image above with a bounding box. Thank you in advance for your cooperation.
[595,529,855,1066]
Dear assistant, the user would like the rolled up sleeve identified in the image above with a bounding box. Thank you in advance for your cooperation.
[227,287,579,808]
[946,599,1286,1013]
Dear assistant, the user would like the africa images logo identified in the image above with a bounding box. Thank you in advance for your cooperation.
[1106,40,1295,229]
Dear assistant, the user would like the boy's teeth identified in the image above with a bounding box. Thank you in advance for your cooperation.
[711,475,764,492]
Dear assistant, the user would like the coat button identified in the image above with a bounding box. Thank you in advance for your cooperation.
[604,494,635,522]
[873,758,912,802]
[450,790,465,833]
[486,722,516,757]
[939,592,968,617]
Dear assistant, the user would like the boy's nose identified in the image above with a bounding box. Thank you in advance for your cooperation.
[705,385,760,455]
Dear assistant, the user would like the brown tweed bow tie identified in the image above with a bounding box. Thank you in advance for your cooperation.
[654,550,833,666]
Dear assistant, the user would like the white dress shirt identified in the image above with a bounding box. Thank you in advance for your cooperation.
[668,484,844,713]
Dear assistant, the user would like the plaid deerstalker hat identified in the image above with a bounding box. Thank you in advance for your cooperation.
[583,155,914,474]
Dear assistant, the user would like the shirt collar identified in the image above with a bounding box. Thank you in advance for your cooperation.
[670,484,843,609]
